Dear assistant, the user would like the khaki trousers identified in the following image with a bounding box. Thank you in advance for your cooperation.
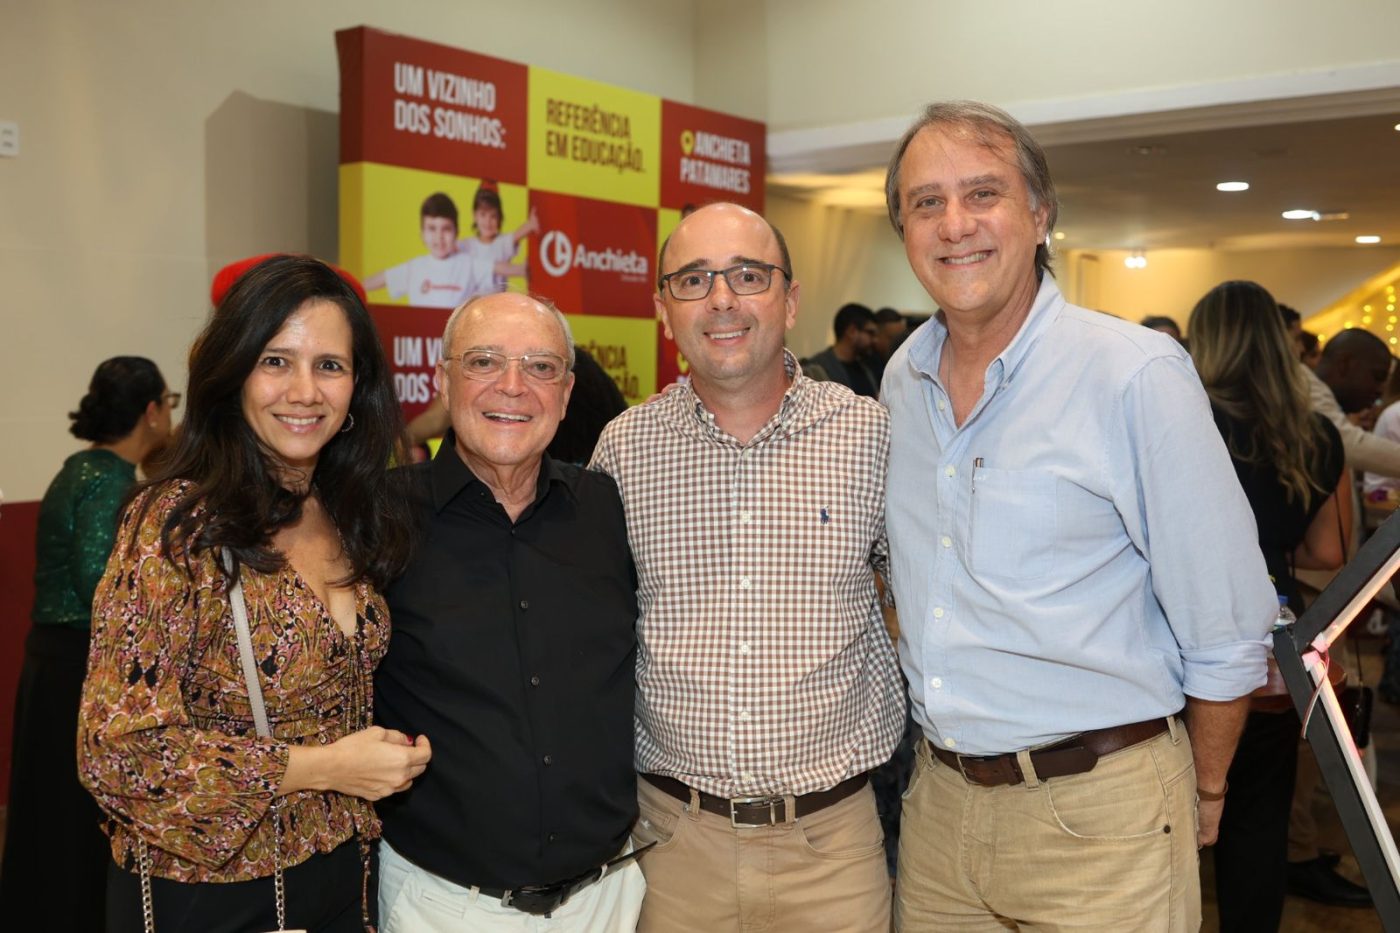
[896,721,1200,932]
[631,776,892,932]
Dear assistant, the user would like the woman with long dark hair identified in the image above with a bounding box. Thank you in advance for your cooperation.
[0,356,174,931]
[78,255,429,932]
[1189,280,1350,932]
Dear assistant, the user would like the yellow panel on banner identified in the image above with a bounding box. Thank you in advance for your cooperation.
[527,68,660,208]
[568,315,658,405]
[340,163,530,306]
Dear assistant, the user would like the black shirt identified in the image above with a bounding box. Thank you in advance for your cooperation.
[375,436,638,889]
[1213,408,1345,613]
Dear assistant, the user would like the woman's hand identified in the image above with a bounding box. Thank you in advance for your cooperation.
[281,727,432,801]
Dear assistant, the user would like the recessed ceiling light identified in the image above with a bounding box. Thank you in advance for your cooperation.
[1357,235,1382,244]
[1282,209,1319,221]
[1216,181,1250,192]
[1394,123,1400,132]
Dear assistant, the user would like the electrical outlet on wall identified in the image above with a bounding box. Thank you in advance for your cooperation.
[0,122,19,157]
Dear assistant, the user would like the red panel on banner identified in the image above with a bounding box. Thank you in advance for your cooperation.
[660,101,765,213]
[337,27,528,183]
[370,304,451,422]
[0,499,40,800]
[527,191,656,318]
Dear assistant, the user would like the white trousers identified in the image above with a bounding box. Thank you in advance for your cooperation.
[378,838,645,933]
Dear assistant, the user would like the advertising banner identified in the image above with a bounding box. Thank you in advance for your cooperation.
[337,26,765,416]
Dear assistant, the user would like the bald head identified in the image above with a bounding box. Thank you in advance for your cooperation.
[1316,328,1392,412]
[657,203,793,289]
[444,292,575,368]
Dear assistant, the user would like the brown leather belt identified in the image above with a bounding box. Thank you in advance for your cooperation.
[641,772,868,827]
[929,717,1172,787]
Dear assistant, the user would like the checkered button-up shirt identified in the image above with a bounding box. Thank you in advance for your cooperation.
[590,355,904,797]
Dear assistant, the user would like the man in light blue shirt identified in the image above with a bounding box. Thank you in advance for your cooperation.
[882,101,1277,931]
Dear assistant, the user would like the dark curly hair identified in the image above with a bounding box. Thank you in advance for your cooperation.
[69,356,165,443]
[129,255,415,589]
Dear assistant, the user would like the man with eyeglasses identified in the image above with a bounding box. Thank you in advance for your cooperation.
[374,292,646,931]
[590,202,904,931]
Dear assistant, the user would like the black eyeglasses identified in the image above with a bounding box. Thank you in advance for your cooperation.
[659,262,789,301]
[443,349,570,383]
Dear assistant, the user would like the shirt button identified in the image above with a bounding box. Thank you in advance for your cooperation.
[518,599,529,610]
[738,510,752,524]
[530,675,541,687]
[933,607,945,619]
[944,465,956,478]
[542,755,553,766]
[547,832,557,843]
[738,709,751,722]
[940,535,952,548]
[943,737,957,749]
[937,399,946,411]
[738,642,751,655]
[931,677,943,689]
[740,771,754,784]
[738,577,752,590]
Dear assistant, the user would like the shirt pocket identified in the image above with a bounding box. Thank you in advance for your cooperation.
[968,467,1058,582]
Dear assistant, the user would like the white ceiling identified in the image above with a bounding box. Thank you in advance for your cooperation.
[769,110,1400,254]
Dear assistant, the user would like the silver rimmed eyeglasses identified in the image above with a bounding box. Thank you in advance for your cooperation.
[659,262,789,301]
[444,349,570,383]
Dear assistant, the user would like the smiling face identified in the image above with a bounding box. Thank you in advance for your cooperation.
[474,206,502,242]
[897,124,1048,325]
[240,298,355,484]
[422,214,458,260]
[655,203,798,397]
[437,294,574,478]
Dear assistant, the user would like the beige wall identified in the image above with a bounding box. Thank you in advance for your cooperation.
[767,195,934,357]
[1,0,695,501]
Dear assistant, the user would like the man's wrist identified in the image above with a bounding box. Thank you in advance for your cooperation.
[1196,780,1228,802]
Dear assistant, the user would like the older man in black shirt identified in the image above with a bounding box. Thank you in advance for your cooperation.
[375,292,644,931]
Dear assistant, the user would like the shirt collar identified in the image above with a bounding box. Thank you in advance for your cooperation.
[429,430,576,513]
[906,273,1065,390]
[674,349,807,444]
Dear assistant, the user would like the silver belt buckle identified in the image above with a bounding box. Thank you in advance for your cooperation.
[729,794,785,827]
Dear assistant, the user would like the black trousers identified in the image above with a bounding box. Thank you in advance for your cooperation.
[1213,708,1300,933]
[0,624,109,932]
[106,840,369,933]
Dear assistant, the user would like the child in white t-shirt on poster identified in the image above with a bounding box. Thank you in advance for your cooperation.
[364,193,484,308]
[456,180,539,295]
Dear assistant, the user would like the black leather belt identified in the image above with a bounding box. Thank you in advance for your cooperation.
[474,843,653,917]
[641,772,868,827]
[930,717,1172,787]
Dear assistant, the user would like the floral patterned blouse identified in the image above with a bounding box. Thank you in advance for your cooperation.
[78,480,389,882]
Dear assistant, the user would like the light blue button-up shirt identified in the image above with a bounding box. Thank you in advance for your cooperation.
[884,276,1275,756]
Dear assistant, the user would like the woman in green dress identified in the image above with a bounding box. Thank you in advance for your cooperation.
[0,356,175,931]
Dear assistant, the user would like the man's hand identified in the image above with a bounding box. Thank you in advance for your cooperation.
[1348,404,1381,431]
[1196,795,1225,847]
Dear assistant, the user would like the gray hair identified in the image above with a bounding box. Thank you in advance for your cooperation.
[442,293,577,369]
[885,100,1059,277]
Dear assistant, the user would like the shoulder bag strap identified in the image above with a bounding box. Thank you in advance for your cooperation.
[222,549,272,738]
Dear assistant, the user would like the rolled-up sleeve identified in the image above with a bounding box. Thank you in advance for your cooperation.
[1111,355,1275,701]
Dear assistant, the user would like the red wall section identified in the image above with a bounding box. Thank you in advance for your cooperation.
[0,500,40,802]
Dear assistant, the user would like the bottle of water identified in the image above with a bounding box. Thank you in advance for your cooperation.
[1274,594,1297,631]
